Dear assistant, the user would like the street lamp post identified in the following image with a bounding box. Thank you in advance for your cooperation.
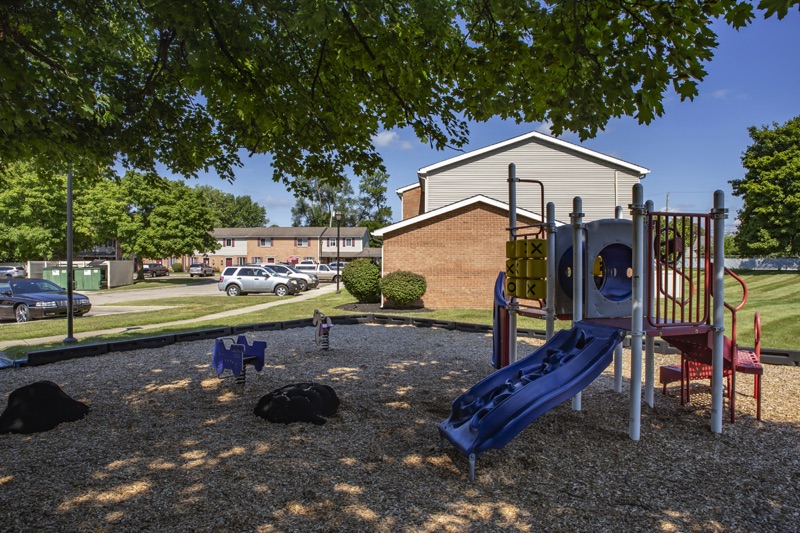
[64,169,77,344]
[335,211,342,294]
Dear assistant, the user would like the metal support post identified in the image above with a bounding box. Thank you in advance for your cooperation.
[613,344,623,393]
[335,211,342,294]
[64,170,77,345]
[508,164,519,364]
[629,184,645,440]
[571,196,584,411]
[644,199,655,407]
[613,204,623,392]
[711,191,727,433]
[545,202,557,340]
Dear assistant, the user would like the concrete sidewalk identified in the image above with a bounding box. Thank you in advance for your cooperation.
[0,283,338,352]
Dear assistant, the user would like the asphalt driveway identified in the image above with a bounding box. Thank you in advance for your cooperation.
[87,279,222,305]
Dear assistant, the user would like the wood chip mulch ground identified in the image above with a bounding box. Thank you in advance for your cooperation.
[0,324,798,532]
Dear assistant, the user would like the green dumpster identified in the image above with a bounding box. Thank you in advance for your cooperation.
[74,267,105,291]
[42,267,70,289]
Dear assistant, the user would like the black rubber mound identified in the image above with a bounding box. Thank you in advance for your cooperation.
[254,383,340,426]
[0,381,89,434]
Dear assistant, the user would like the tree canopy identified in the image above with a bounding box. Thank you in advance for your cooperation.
[291,177,356,227]
[0,163,220,264]
[290,171,393,237]
[194,186,268,228]
[3,1,797,192]
[731,116,800,257]
[0,161,79,261]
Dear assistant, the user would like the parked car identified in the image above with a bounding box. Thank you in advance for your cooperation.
[329,261,348,271]
[142,263,169,277]
[0,279,91,323]
[0,265,26,280]
[218,266,300,297]
[188,263,214,277]
[268,263,319,291]
[294,263,340,282]
[298,259,318,265]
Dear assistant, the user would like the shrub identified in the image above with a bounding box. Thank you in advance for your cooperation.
[342,258,380,303]
[171,262,183,273]
[380,271,427,308]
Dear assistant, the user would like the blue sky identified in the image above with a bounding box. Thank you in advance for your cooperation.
[180,12,799,233]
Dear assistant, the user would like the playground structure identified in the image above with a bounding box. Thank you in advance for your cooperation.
[439,164,763,480]
[211,335,267,385]
[313,309,333,350]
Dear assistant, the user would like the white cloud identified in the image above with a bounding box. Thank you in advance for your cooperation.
[373,130,413,150]
[536,120,553,135]
[712,89,729,99]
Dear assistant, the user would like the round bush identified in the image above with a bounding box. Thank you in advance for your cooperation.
[171,262,183,273]
[342,258,381,303]
[380,271,427,308]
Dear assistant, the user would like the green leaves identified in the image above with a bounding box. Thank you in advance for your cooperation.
[0,0,791,194]
[758,0,800,20]
[730,116,800,257]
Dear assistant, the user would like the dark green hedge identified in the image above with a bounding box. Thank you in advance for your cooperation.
[342,258,381,303]
[380,270,427,308]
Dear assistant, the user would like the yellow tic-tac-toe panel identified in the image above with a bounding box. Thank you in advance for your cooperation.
[524,279,546,299]
[506,240,518,259]
[522,239,547,259]
[505,276,519,297]
[526,258,546,279]
[506,259,520,278]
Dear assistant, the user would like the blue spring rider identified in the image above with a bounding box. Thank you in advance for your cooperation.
[211,335,266,384]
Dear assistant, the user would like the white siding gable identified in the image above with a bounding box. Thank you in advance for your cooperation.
[419,133,647,222]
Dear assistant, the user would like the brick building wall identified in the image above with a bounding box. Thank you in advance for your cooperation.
[244,238,318,264]
[401,187,424,220]
[382,203,537,309]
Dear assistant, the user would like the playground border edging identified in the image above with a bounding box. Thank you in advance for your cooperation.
[20,315,800,368]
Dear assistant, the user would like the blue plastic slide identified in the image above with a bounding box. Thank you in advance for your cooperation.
[439,321,624,477]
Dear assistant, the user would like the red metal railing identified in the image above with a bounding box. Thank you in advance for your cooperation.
[648,212,751,348]
[713,266,749,351]
[647,212,711,328]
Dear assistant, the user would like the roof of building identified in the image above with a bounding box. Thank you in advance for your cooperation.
[372,195,545,237]
[211,227,369,239]
[416,130,650,177]
[320,247,382,259]
[395,182,421,198]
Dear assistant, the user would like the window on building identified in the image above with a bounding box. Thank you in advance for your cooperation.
[224,238,234,247]
[259,238,272,247]
[266,257,276,264]
[296,237,309,247]
[251,257,262,264]
[237,257,246,265]
[328,238,336,247]
[345,238,354,247]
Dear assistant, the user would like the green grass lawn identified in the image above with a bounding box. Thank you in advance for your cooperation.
[3,270,796,360]
[723,270,800,351]
[0,295,292,343]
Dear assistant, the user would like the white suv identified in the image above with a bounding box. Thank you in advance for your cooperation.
[0,265,26,280]
[266,263,319,291]
[218,266,300,297]
[295,263,339,282]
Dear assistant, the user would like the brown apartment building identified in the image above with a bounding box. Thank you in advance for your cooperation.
[188,226,374,270]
